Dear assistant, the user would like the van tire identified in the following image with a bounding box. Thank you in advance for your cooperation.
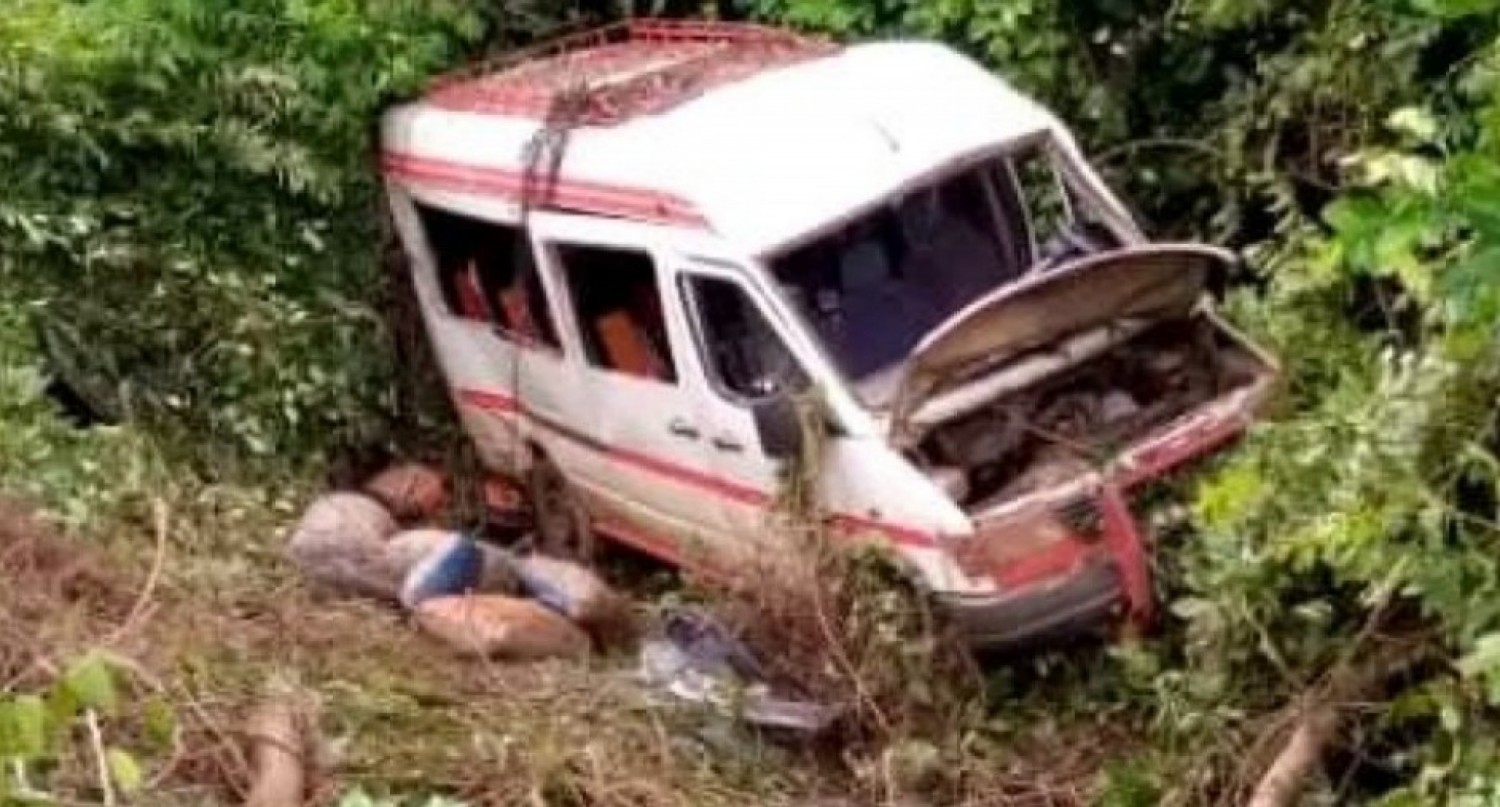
[528,459,596,562]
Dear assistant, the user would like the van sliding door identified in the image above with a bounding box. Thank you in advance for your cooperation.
[524,214,731,570]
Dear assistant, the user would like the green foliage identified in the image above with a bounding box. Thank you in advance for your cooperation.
[0,652,163,804]
[1130,2,1500,799]
[0,0,1497,800]
[62,654,119,715]
[0,305,172,526]
[0,0,555,472]
[745,0,1096,130]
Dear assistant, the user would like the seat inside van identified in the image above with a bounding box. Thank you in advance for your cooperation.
[556,244,676,383]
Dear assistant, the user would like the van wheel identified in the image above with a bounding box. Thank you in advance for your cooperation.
[529,459,596,562]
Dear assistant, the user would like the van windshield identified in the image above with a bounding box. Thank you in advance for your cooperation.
[768,139,1118,406]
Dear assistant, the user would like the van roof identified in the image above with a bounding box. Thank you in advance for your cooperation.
[381,20,1061,253]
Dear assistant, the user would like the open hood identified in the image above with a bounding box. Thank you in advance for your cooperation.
[887,244,1234,433]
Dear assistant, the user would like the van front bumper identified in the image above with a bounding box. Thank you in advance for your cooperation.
[937,560,1122,651]
[946,480,1153,652]
[942,382,1275,652]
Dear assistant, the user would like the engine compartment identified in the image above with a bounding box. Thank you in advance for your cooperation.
[912,315,1266,510]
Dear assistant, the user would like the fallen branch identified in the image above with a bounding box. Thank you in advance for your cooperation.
[1246,700,1340,807]
[104,498,170,647]
[86,709,115,807]
[1246,641,1432,807]
[243,690,316,807]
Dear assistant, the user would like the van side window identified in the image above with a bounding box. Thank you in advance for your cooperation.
[684,275,805,401]
[414,202,560,349]
[554,244,676,383]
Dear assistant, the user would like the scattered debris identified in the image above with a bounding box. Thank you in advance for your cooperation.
[413,594,592,659]
[638,609,840,734]
[242,688,317,807]
[387,528,520,596]
[662,608,767,682]
[285,492,402,600]
[0,496,132,683]
[0,495,127,619]
[398,532,484,609]
[513,552,629,634]
[284,487,614,661]
[362,462,448,522]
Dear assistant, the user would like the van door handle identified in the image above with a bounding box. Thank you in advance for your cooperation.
[710,434,744,453]
[667,418,700,440]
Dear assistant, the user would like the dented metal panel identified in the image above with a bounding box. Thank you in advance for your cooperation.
[891,245,1231,435]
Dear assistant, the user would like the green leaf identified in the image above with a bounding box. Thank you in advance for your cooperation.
[336,790,379,807]
[0,695,48,759]
[1457,633,1500,705]
[1440,245,1500,329]
[1387,107,1439,143]
[1098,758,1163,807]
[105,747,144,794]
[1411,0,1500,19]
[142,697,177,751]
[62,654,118,714]
[47,681,81,727]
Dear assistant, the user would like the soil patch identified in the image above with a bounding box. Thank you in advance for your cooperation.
[0,495,133,682]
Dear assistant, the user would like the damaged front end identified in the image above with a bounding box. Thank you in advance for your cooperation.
[891,246,1277,650]
[942,484,1144,649]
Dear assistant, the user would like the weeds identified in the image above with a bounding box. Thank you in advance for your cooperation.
[702,389,1120,805]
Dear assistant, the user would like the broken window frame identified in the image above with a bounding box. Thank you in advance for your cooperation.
[995,135,1077,266]
[413,201,563,353]
[679,268,810,406]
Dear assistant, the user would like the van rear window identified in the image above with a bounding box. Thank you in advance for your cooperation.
[414,203,560,349]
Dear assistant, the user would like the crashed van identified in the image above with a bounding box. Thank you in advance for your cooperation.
[380,20,1278,649]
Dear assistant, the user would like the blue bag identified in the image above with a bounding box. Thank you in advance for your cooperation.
[399,532,484,609]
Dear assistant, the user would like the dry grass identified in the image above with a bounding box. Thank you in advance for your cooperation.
[708,530,1124,807]
[0,496,134,681]
[0,487,830,805]
[0,480,1136,806]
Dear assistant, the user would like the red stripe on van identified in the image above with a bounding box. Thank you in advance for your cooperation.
[457,388,519,413]
[382,152,710,229]
[828,513,941,549]
[607,445,769,508]
[454,386,938,549]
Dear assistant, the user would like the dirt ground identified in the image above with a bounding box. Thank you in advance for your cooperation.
[0,492,1119,806]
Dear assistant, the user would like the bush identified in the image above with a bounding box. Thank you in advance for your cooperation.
[0,0,566,475]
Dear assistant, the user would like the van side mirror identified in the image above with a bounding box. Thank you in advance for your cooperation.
[752,394,804,461]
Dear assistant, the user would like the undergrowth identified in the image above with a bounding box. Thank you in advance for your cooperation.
[7,0,1500,803]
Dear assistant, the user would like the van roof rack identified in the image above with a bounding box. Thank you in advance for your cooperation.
[425,19,837,126]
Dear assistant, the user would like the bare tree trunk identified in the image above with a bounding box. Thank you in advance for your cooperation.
[1246,642,1430,807]
[243,695,314,807]
[1246,702,1339,807]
